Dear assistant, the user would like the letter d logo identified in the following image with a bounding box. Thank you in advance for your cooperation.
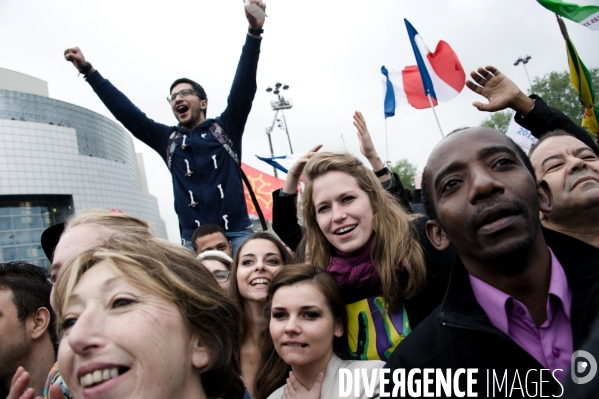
[571,350,597,384]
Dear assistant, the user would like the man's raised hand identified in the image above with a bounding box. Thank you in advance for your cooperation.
[245,0,266,30]
[465,66,533,114]
[64,47,88,73]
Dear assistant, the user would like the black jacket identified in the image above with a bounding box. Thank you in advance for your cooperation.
[411,189,426,215]
[271,189,304,252]
[516,95,599,156]
[384,228,599,398]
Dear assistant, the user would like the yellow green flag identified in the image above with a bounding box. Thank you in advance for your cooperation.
[558,16,599,137]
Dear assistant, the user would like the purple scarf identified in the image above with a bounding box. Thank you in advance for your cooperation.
[328,236,380,289]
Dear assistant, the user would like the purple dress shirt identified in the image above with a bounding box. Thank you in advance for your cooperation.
[469,247,573,382]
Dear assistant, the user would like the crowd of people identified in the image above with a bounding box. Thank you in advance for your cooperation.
[2,2,599,399]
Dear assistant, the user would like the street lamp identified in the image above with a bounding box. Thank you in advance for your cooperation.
[514,56,533,94]
[265,82,294,166]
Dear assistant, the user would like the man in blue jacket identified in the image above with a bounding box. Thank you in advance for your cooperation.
[64,0,266,251]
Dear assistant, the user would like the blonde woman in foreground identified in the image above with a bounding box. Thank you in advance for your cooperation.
[53,236,244,399]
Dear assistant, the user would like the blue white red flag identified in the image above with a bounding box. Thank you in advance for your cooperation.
[382,19,465,114]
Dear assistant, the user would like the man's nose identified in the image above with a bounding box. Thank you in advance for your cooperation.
[469,168,505,204]
[567,155,588,174]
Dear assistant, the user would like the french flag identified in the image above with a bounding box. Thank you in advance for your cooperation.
[382,19,465,115]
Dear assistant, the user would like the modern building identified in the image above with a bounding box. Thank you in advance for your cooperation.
[0,67,167,268]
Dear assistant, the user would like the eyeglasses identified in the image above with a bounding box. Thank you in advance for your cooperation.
[167,88,197,104]
[212,270,231,283]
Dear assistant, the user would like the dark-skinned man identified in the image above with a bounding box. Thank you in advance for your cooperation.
[384,127,599,398]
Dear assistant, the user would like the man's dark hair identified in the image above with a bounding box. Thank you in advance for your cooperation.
[422,130,537,221]
[191,223,228,251]
[170,78,208,118]
[0,261,57,351]
[528,129,578,157]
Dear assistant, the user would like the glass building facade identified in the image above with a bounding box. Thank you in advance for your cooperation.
[0,89,134,164]
[0,196,72,268]
[0,68,167,268]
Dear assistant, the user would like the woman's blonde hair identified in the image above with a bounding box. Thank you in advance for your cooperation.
[64,208,154,238]
[54,235,244,399]
[300,152,426,310]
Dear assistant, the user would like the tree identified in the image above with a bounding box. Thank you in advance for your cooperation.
[479,68,599,132]
[531,68,598,126]
[480,110,512,134]
[391,158,418,191]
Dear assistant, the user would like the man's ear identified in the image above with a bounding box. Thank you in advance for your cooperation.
[536,179,552,215]
[191,335,211,369]
[200,99,208,110]
[425,220,452,251]
[334,320,344,338]
[29,307,51,340]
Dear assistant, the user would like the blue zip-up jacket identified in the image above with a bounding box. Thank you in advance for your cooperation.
[84,35,261,242]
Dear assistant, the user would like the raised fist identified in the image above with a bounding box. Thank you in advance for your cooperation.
[64,47,88,72]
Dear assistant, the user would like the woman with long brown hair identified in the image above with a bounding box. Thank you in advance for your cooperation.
[300,152,453,362]
[255,265,384,399]
[228,232,293,398]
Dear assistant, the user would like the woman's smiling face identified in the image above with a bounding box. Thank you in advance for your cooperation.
[312,171,374,253]
[57,261,209,399]
[236,238,284,303]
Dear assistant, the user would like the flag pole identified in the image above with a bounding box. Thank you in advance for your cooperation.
[556,14,569,41]
[384,118,389,161]
[427,94,444,138]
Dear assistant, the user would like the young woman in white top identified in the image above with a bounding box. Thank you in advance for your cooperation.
[255,265,384,399]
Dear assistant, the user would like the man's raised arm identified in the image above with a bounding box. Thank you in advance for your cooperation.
[466,65,598,154]
[217,0,266,154]
[64,47,169,154]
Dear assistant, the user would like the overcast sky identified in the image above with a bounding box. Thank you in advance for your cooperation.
[1,0,597,242]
